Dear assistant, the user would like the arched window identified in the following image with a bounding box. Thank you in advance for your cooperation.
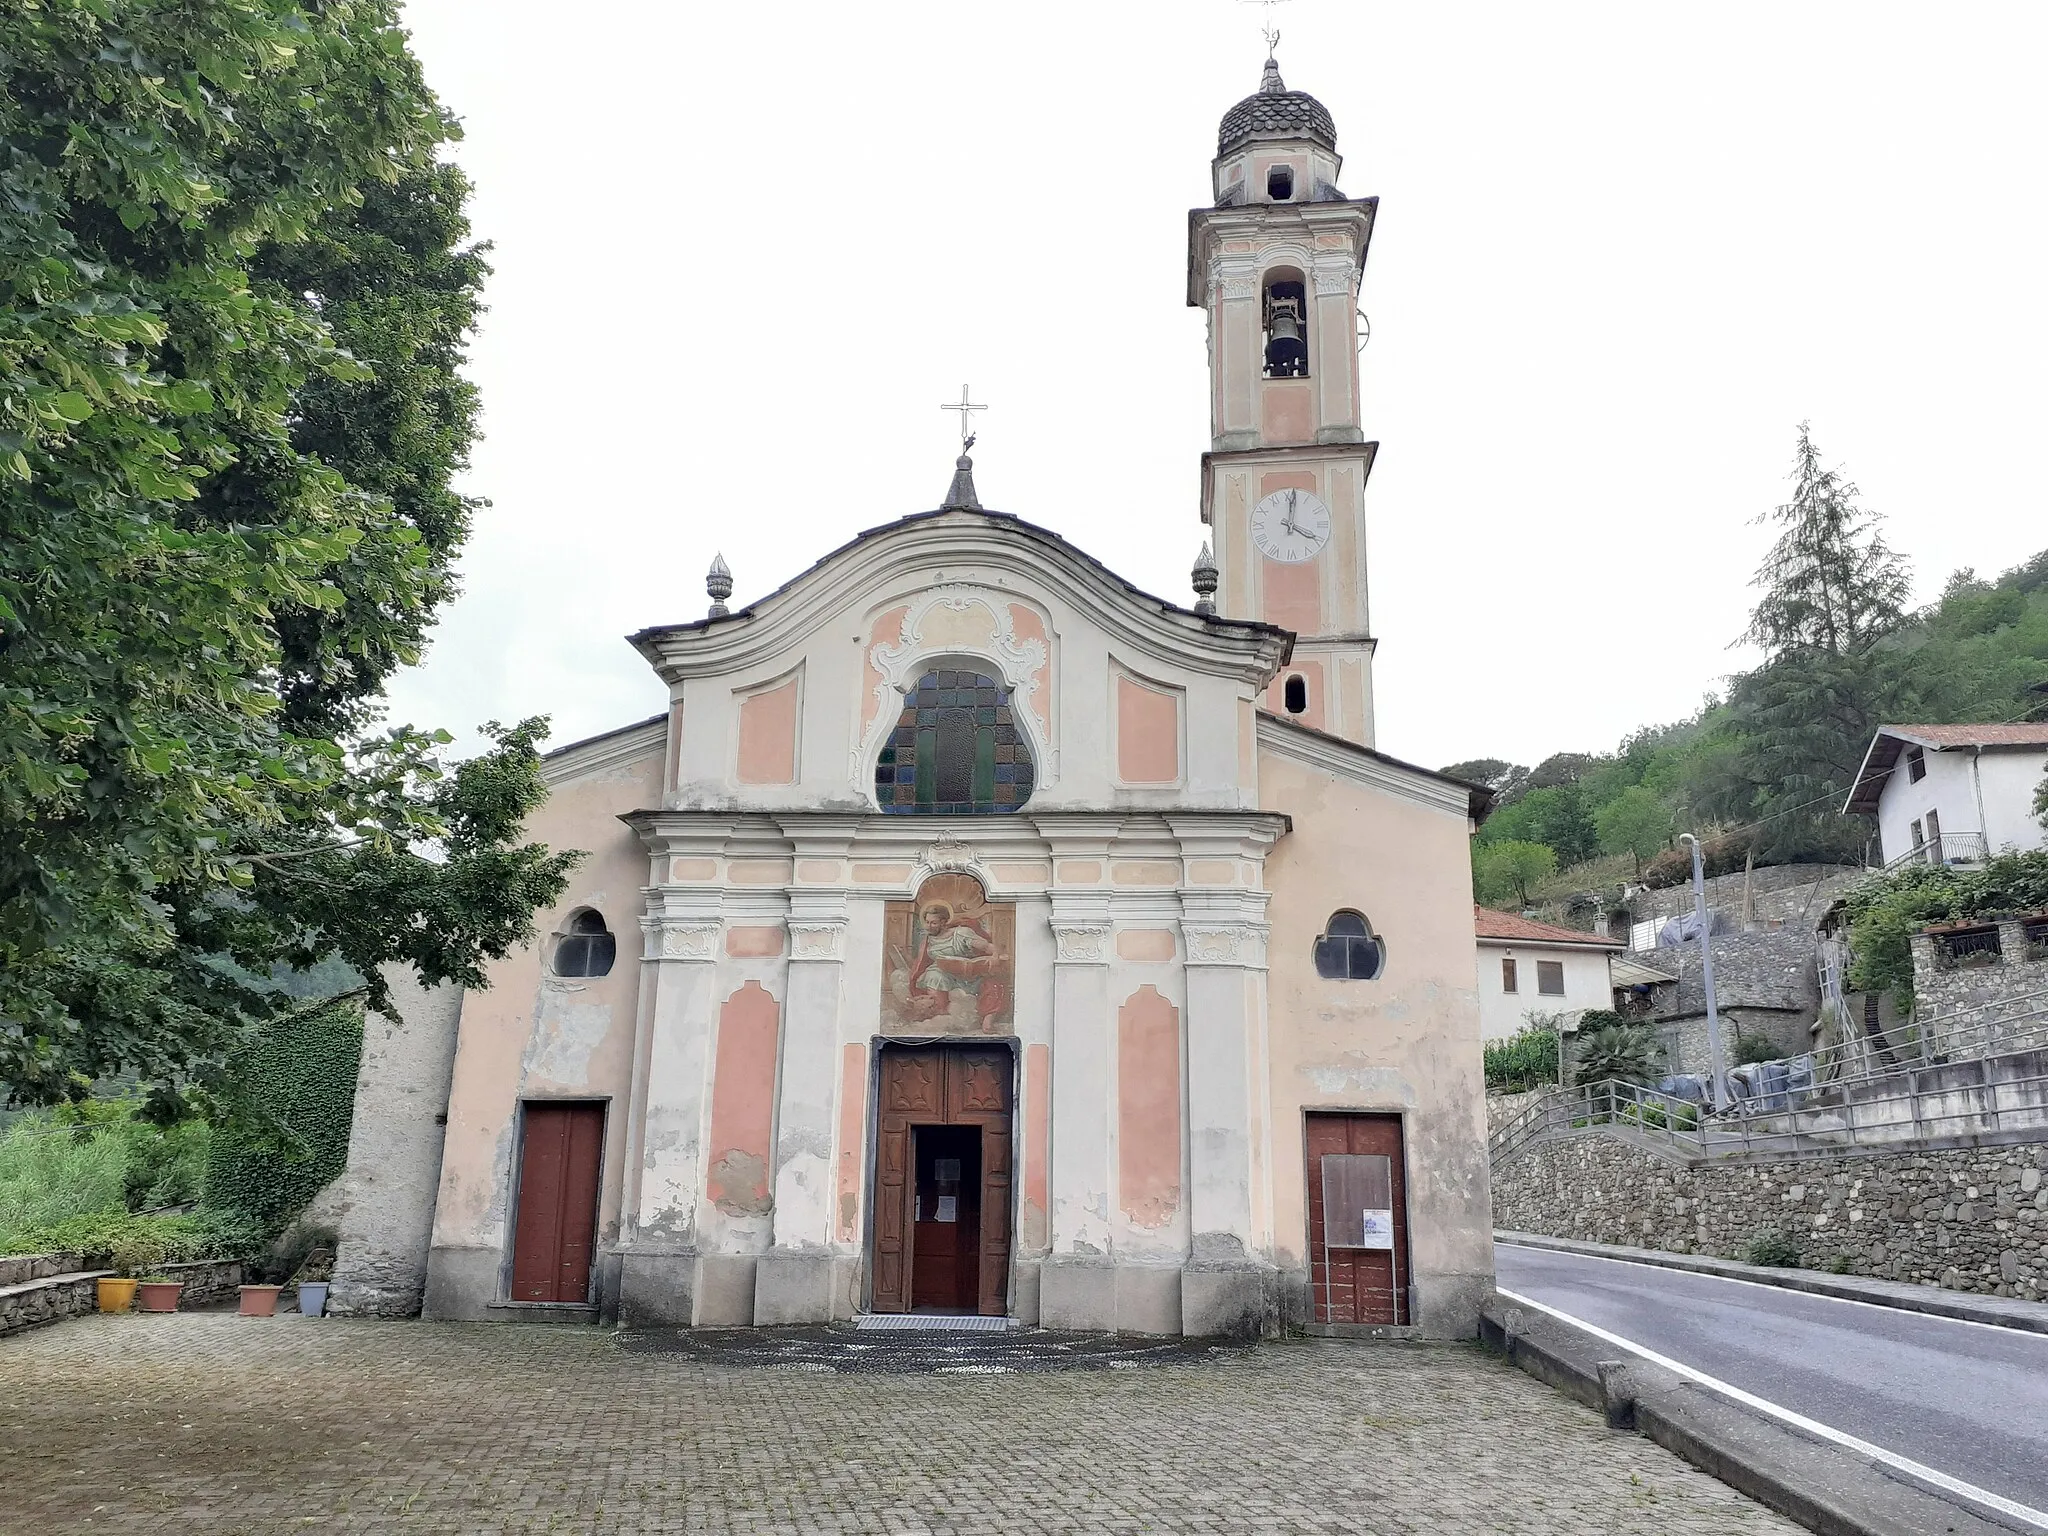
[553,909,616,978]
[1263,271,1309,378]
[1283,674,1308,714]
[1314,911,1384,981]
[875,667,1035,815]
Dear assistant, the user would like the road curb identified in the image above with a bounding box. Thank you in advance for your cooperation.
[1479,1292,2015,1536]
[1497,1230,2048,1337]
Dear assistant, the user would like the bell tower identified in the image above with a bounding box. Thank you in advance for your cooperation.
[1189,56,1378,746]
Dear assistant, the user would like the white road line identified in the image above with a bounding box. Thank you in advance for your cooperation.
[1496,1285,2048,1533]
[1497,1240,2048,1339]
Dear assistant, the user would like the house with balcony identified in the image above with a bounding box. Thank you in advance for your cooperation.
[1844,724,2048,869]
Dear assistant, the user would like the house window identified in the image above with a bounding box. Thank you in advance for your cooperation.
[1924,807,1942,862]
[1536,960,1565,996]
[1909,818,1924,853]
[875,668,1035,815]
[553,910,616,978]
[1906,746,1926,783]
[1314,911,1385,980]
[1501,957,1518,993]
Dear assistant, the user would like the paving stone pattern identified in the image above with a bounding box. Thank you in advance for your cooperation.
[1495,1131,2048,1301]
[0,1313,1803,1534]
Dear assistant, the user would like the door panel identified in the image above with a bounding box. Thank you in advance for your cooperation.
[1305,1112,1410,1325]
[873,1046,1014,1315]
[510,1102,605,1304]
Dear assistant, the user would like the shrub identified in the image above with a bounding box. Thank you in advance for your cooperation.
[1,1207,264,1264]
[1484,1025,1560,1094]
[204,1004,363,1232]
[1732,1033,1782,1067]
[1746,1231,1803,1267]
[1573,1022,1663,1086]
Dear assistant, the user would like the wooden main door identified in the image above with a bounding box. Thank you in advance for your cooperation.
[1306,1112,1411,1325]
[510,1101,604,1303]
[871,1046,1012,1315]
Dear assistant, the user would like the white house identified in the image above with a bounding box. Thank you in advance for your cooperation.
[1845,725,2048,868]
[1472,907,1622,1042]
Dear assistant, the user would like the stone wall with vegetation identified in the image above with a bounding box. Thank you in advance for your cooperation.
[1494,1132,2047,1302]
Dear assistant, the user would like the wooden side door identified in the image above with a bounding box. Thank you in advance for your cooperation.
[1305,1112,1410,1325]
[872,1050,943,1312]
[950,1050,1013,1317]
[509,1102,605,1303]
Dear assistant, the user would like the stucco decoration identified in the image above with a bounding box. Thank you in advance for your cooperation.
[1184,923,1269,968]
[857,586,1054,790]
[646,920,720,961]
[913,833,985,888]
[788,921,847,962]
[1311,255,1360,296]
[1051,922,1112,965]
[881,873,1014,1034]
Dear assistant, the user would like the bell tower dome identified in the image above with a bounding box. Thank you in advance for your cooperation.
[1190,55,1378,746]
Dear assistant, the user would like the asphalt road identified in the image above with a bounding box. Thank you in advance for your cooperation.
[1495,1241,2048,1525]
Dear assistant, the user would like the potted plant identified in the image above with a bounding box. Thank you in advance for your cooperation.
[238,1250,285,1317]
[96,1233,166,1313]
[135,1274,185,1313]
[292,1245,336,1317]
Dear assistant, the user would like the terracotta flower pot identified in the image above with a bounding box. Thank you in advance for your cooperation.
[96,1277,138,1313]
[136,1281,184,1313]
[238,1284,282,1317]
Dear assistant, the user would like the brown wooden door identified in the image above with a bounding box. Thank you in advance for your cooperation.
[510,1102,604,1303]
[1305,1112,1410,1325]
[871,1046,1012,1314]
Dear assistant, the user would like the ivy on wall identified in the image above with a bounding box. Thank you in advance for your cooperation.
[203,1004,364,1232]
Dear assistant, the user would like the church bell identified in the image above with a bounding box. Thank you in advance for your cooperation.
[1264,291,1307,377]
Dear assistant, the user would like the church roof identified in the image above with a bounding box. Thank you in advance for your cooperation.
[629,499,1295,684]
[1218,57,1337,157]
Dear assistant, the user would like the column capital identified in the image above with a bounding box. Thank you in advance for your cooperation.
[1182,922,1269,970]
[640,916,721,962]
[786,920,849,963]
[1050,921,1112,966]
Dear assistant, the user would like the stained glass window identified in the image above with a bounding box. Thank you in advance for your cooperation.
[875,668,1035,815]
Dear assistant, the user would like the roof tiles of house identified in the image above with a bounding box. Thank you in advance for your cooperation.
[1472,906,1624,949]
[1845,723,2048,812]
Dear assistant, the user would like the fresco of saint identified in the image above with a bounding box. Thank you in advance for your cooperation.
[882,873,1014,1034]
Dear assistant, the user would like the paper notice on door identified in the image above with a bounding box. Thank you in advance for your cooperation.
[935,1195,958,1223]
[1358,1209,1395,1249]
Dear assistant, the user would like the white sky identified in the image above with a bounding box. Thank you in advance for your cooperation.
[387,1,2048,775]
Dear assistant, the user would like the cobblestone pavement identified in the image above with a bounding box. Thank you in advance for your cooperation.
[0,1313,1804,1535]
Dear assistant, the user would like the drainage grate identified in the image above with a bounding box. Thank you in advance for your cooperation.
[853,1313,1016,1333]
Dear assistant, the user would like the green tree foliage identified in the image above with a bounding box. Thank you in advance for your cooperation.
[1838,850,2048,1010]
[0,1096,212,1249]
[1596,785,1674,872]
[1473,840,1557,908]
[0,2,577,1109]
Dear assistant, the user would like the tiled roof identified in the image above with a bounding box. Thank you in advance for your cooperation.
[1881,723,2048,749]
[1472,905,1625,949]
[1218,59,1337,156]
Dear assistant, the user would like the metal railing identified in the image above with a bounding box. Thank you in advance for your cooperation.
[1881,830,1990,872]
[1490,984,2048,1167]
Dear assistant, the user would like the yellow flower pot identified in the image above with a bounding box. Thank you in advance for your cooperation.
[96,1277,137,1313]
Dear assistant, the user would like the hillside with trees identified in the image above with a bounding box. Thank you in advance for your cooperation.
[1456,427,2048,911]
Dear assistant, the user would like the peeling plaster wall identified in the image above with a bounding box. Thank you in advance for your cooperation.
[1260,748,1495,1339]
[421,734,660,1321]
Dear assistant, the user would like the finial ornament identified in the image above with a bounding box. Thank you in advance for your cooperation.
[1191,542,1219,615]
[706,552,733,619]
[1238,0,1291,63]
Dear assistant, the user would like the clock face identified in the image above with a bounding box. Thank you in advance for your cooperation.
[1251,487,1332,564]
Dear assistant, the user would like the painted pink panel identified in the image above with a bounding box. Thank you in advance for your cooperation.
[724,924,783,958]
[1022,1042,1050,1249]
[1117,986,1182,1228]
[861,606,909,733]
[705,981,780,1216]
[1006,604,1053,738]
[1262,381,1314,445]
[1117,676,1180,785]
[736,680,798,785]
[835,1042,866,1243]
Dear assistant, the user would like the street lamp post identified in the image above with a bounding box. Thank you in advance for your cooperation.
[1680,833,1728,1113]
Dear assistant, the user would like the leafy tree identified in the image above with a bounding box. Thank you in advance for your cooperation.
[0,2,574,1109]
[1482,1023,1559,1094]
[1840,850,2048,1010]
[1441,758,1527,801]
[2037,769,2048,835]
[1596,785,1673,872]
[1473,840,1558,909]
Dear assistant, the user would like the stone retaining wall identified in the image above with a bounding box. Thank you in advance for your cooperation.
[0,1268,111,1337]
[0,1252,82,1288]
[1493,1132,2047,1302]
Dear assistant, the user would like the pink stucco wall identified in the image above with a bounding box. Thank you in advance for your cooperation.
[1116,675,1181,785]
[736,679,799,785]
[835,1043,866,1243]
[1117,985,1183,1229]
[1022,1042,1050,1251]
[704,981,781,1217]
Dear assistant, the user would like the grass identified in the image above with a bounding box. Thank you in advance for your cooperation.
[0,1100,214,1256]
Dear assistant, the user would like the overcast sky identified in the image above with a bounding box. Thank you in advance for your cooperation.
[387,1,2047,775]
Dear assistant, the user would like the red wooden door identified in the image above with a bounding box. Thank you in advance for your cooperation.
[510,1102,604,1303]
[871,1047,1012,1314]
[1305,1112,1410,1325]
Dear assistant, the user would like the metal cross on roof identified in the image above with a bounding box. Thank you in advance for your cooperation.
[940,383,986,451]
[1239,0,1291,58]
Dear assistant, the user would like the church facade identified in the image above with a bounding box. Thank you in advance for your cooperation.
[411,60,1496,1339]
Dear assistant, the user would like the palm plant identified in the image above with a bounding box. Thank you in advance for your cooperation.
[1572,1022,1663,1087]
